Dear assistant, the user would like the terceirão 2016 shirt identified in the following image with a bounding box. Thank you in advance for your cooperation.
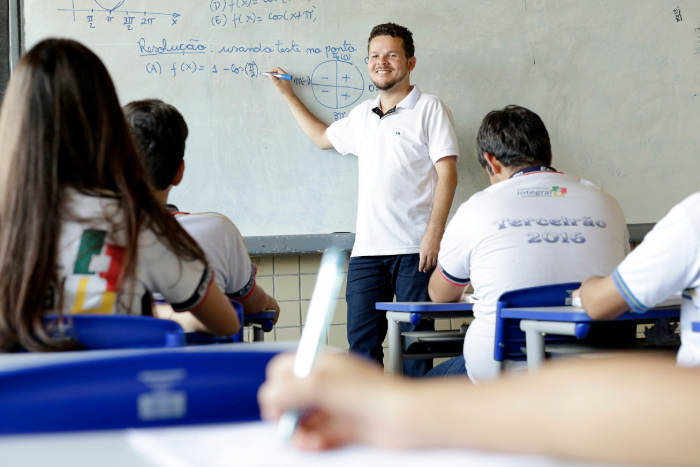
[437,171,630,382]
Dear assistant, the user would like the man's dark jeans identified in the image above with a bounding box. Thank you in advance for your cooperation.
[346,254,434,377]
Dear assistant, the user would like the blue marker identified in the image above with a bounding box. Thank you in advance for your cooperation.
[262,72,292,81]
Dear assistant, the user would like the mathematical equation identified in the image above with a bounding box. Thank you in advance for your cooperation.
[209,0,317,27]
[146,60,261,78]
[210,7,317,28]
[211,0,315,10]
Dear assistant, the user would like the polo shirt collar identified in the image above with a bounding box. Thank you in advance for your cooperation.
[371,85,422,117]
[397,85,421,110]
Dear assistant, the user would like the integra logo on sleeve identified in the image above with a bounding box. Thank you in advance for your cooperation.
[517,186,567,197]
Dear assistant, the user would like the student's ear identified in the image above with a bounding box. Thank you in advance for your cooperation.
[408,56,417,72]
[172,161,185,187]
[483,152,501,175]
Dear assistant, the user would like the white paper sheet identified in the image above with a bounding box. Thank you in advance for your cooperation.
[126,421,560,467]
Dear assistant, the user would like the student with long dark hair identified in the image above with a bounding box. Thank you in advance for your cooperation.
[0,39,240,351]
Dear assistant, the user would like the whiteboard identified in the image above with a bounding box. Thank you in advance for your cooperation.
[22,0,700,236]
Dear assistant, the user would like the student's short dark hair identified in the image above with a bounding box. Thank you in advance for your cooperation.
[368,23,415,58]
[123,99,188,190]
[476,105,552,174]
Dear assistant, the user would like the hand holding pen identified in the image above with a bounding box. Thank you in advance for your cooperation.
[265,67,294,97]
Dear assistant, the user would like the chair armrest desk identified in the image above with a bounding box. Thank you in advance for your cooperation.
[500,306,681,371]
[375,302,474,375]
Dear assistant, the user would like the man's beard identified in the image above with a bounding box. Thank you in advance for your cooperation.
[371,69,408,91]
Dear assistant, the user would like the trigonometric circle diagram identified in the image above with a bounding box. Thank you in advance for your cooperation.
[311,60,365,110]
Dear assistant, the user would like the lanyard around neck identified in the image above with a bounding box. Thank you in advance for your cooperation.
[510,165,559,179]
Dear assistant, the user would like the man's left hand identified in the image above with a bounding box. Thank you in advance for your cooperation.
[419,228,442,272]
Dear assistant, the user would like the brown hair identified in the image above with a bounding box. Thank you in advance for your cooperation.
[0,39,206,351]
[368,23,415,58]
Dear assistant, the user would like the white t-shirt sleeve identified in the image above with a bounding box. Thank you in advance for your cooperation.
[176,214,256,299]
[326,106,361,155]
[436,203,473,286]
[427,101,460,164]
[221,222,256,300]
[613,204,700,312]
[139,232,214,312]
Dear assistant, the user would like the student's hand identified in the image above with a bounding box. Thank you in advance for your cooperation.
[259,352,413,450]
[267,67,294,97]
[419,227,442,272]
[265,294,281,324]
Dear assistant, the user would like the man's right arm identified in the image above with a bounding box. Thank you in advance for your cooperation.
[268,67,334,150]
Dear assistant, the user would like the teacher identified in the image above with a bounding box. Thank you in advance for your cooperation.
[268,23,459,376]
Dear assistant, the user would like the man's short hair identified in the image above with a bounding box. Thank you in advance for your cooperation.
[476,105,552,174]
[123,99,188,190]
[368,23,415,58]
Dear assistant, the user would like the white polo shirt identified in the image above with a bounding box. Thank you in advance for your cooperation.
[613,191,700,367]
[174,212,256,300]
[326,86,460,257]
[437,170,630,382]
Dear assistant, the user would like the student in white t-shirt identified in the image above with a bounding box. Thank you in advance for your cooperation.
[427,106,630,383]
[124,99,280,322]
[0,39,240,351]
[576,191,700,367]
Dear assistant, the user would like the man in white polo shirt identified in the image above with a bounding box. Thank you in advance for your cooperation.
[576,191,700,368]
[268,23,459,375]
[124,99,280,322]
[427,105,630,383]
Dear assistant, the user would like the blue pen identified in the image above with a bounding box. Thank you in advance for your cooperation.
[277,248,346,443]
[262,72,292,81]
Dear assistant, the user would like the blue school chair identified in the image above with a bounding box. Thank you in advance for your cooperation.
[495,283,586,365]
[693,322,700,332]
[495,283,665,370]
[0,347,279,434]
[43,314,186,350]
[184,303,276,344]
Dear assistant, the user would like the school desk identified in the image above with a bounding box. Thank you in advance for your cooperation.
[499,306,681,370]
[375,300,474,375]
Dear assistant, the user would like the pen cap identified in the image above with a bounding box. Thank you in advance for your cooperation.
[292,248,346,379]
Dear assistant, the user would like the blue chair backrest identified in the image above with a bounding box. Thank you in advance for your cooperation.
[495,282,581,362]
[0,348,279,434]
[43,314,185,350]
